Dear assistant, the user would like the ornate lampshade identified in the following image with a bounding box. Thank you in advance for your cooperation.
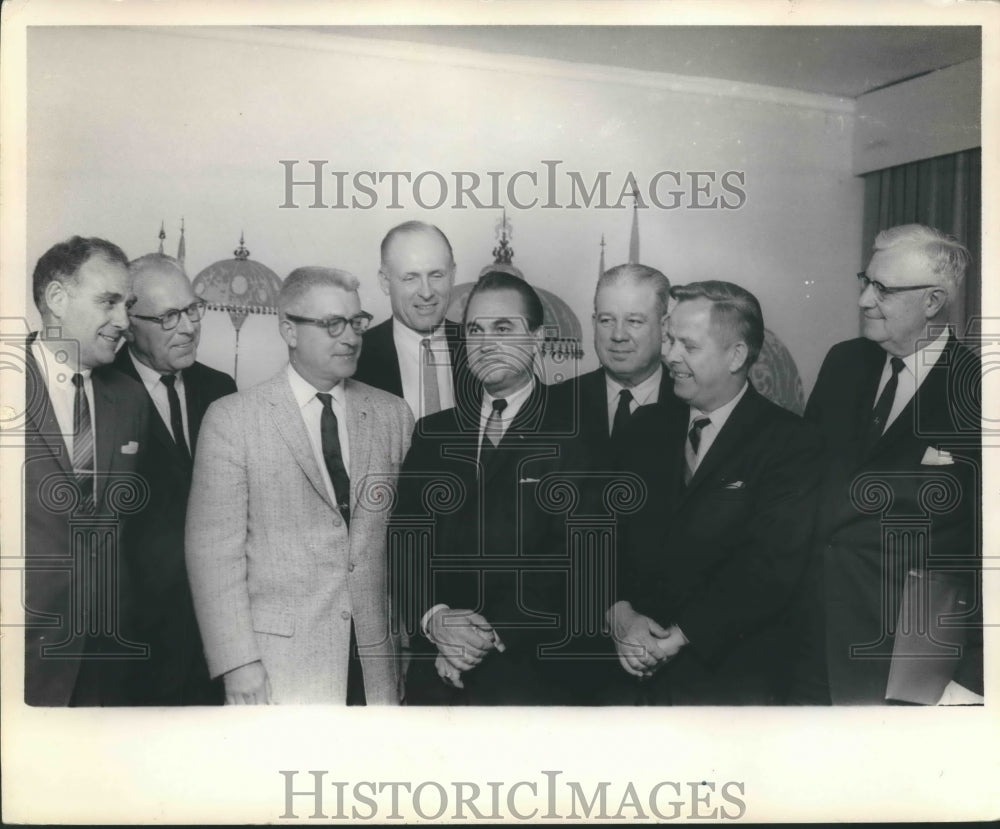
[191,233,282,379]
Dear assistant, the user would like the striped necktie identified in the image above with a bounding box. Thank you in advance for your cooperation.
[71,373,95,510]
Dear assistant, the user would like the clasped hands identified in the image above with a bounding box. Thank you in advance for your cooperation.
[428,608,505,689]
[607,600,688,678]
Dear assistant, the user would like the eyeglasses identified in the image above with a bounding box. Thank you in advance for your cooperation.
[285,311,374,337]
[129,300,207,330]
[856,272,939,301]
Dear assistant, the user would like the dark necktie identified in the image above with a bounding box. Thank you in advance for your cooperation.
[160,373,191,463]
[683,416,712,486]
[480,398,508,469]
[71,373,95,510]
[611,388,633,440]
[316,392,351,526]
[865,357,905,453]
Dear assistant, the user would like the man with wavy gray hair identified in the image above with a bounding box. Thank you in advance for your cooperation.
[803,223,982,705]
[186,266,413,705]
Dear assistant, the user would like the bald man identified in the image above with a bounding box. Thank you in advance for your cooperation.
[114,253,236,705]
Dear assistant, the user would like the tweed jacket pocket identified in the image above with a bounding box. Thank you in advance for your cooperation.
[251,605,295,637]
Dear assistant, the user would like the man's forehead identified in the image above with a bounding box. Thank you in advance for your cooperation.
[385,231,451,267]
[869,245,932,279]
[133,268,196,307]
[74,254,127,289]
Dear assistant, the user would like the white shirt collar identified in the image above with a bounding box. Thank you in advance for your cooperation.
[606,364,663,407]
[128,348,178,392]
[481,375,536,418]
[32,336,91,384]
[394,317,448,348]
[689,380,750,428]
[286,363,345,409]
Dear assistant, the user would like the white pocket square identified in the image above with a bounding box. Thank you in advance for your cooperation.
[519,477,541,484]
[120,441,139,455]
[724,480,745,490]
[920,446,953,466]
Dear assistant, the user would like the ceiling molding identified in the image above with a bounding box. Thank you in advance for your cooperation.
[130,25,856,114]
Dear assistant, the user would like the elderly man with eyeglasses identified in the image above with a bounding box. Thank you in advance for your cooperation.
[795,224,983,706]
[112,252,236,705]
[185,266,413,705]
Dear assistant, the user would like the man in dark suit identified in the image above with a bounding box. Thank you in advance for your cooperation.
[394,271,593,705]
[608,281,823,704]
[23,236,150,706]
[114,253,236,705]
[549,263,676,460]
[354,221,477,419]
[805,224,982,705]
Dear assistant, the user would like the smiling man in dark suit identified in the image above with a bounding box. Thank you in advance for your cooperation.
[394,271,592,705]
[607,280,823,704]
[114,253,236,705]
[354,221,477,420]
[805,224,982,705]
[550,263,676,460]
[23,236,150,706]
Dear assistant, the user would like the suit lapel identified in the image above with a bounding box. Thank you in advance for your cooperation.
[24,338,73,474]
[92,373,119,506]
[481,380,546,487]
[184,366,207,450]
[381,321,404,396]
[868,335,955,460]
[266,375,336,510]
[682,387,763,499]
[584,369,610,440]
[344,380,372,513]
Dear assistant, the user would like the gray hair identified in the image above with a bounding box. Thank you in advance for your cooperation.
[278,267,359,316]
[872,224,971,300]
[596,263,671,317]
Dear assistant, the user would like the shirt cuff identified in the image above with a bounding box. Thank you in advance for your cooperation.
[420,604,450,641]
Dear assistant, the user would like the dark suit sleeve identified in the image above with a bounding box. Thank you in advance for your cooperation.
[674,418,824,663]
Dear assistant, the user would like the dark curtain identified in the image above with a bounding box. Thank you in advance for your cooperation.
[861,148,981,335]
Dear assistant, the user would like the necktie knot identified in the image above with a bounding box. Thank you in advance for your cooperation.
[890,356,905,377]
[619,388,633,405]
[160,373,177,388]
[611,388,634,440]
[72,372,85,389]
[491,398,508,416]
[316,391,333,408]
[688,416,712,455]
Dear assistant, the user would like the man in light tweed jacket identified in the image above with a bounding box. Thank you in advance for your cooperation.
[186,267,413,704]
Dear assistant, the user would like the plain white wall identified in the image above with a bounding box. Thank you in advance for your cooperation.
[27,26,865,393]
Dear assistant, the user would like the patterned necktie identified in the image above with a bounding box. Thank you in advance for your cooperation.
[865,357,905,453]
[160,373,191,464]
[420,337,441,418]
[611,388,633,440]
[71,373,95,510]
[316,392,351,526]
[683,416,712,486]
[480,398,508,469]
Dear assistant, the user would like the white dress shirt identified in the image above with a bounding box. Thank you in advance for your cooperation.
[605,365,663,436]
[393,320,455,420]
[874,326,949,434]
[477,376,537,461]
[286,364,350,508]
[685,381,750,476]
[128,349,191,446]
[30,337,95,460]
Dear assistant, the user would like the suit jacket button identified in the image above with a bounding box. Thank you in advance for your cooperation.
[340,610,351,621]
[348,562,355,573]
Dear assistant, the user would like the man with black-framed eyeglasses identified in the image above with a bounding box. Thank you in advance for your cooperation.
[796,223,982,706]
[114,252,236,706]
[186,266,413,705]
